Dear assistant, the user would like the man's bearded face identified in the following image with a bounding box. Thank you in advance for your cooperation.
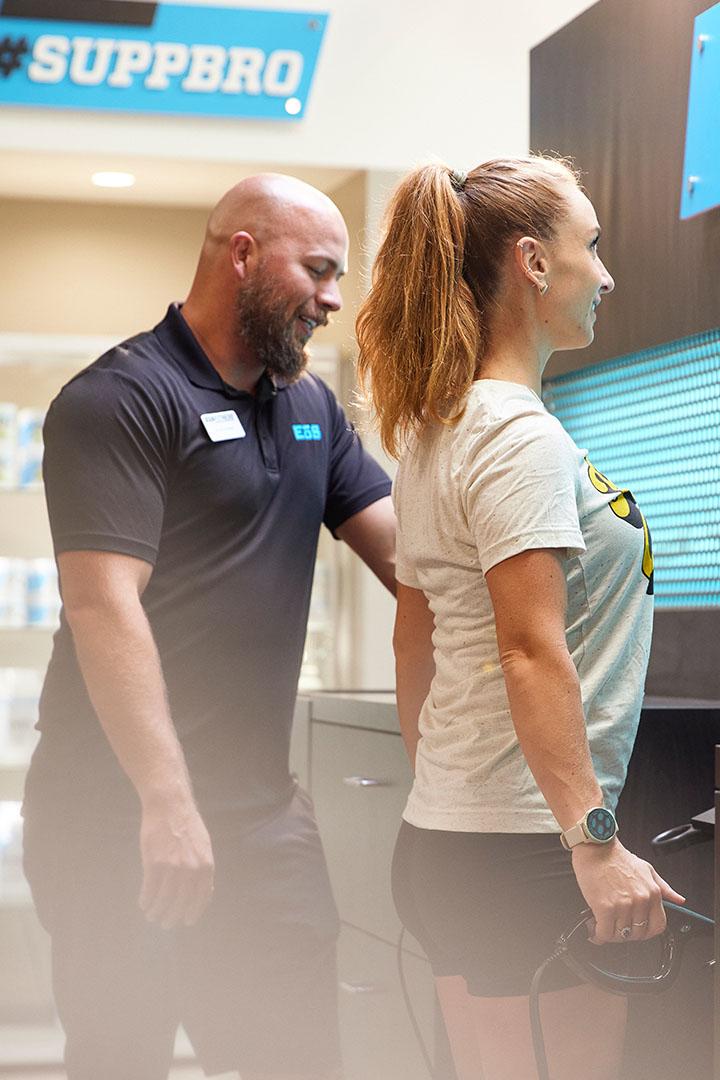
[235,272,317,383]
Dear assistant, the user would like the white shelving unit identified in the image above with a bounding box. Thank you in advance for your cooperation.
[0,335,112,1055]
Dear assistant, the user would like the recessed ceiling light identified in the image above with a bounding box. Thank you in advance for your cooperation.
[91,171,136,188]
[284,97,302,116]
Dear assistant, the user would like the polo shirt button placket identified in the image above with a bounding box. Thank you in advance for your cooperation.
[256,399,279,476]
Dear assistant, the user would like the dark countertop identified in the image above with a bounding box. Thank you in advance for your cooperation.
[302,691,720,734]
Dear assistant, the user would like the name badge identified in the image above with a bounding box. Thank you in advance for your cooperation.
[200,410,246,442]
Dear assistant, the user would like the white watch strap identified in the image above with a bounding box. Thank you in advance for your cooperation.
[560,821,586,850]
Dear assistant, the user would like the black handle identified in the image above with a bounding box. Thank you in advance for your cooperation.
[559,902,714,997]
[651,822,710,854]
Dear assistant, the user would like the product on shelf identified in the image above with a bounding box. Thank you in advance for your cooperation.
[0,403,45,490]
[0,558,59,630]
[26,559,60,628]
[0,403,17,491]
[0,558,27,628]
[0,801,29,902]
[0,668,43,763]
[17,408,45,490]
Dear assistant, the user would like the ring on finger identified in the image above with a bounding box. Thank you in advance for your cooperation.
[618,925,632,940]
[632,920,648,928]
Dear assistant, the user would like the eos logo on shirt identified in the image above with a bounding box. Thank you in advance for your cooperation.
[292,423,322,441]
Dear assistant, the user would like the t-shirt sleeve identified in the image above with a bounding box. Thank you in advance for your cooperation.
[43,368,170,564]
[462,409,586,574]
[321,385,392,535]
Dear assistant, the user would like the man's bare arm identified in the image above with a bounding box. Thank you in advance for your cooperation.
[335,495,397,596]
[58,549,214,929]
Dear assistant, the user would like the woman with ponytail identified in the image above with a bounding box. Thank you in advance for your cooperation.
[357,158,682,1080]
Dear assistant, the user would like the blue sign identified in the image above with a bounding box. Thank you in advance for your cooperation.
[681,1,720,219]
[0,1,328,119]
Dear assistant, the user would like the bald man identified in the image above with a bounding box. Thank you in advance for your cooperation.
[23,175,396,1080]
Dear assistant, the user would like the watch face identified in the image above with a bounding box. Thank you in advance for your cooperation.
[586,807,616,842]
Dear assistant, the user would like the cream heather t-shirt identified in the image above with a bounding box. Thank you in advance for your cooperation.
[394,380,654,833]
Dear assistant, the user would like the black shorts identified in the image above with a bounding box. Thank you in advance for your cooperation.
[23,786,341,1079]
[392,821,600,997]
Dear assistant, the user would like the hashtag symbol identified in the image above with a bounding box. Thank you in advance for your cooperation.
[0,35,29,79]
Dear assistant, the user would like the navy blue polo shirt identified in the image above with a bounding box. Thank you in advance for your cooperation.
[36,304,391,824]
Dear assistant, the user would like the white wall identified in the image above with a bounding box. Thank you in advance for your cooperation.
[0,0,597,171]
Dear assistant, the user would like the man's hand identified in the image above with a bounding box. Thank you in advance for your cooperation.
[139,801,215,930]
[572,839,685,944]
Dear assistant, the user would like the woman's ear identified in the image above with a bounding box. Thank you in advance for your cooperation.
[515,237,549,295]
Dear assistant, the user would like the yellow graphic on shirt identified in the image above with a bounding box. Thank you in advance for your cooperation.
[586,460,654,594]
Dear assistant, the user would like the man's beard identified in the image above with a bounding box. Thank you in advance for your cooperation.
[235,276,309,382]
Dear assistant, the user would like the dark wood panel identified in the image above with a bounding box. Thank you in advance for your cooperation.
[531,0,720,378]
[646,609,720,699]
[618,704,718,1080]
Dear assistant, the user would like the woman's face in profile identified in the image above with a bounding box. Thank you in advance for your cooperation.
[544,185,615,352]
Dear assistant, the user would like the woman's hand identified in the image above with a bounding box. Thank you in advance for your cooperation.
[571,839,685,944]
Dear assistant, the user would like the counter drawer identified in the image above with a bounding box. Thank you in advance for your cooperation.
[310,721,411,944]
[338,923,435,1080]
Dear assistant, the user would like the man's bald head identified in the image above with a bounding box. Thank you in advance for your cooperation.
[204,172,345,253]
[182,172,349,387]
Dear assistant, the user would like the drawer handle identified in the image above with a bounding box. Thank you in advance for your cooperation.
[339,980,381,995]
[342,776,389,787]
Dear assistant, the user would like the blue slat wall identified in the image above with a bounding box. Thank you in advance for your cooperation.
[544,331,720,609]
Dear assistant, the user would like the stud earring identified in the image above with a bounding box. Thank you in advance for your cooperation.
[538,282,549,296]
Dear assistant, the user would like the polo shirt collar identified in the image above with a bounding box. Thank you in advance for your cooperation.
[154,303,287,400]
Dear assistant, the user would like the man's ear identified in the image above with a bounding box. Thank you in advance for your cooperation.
[230,231,256,280]
[515,236,549,294]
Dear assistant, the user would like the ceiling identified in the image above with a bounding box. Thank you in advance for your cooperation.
[0,149,359,207]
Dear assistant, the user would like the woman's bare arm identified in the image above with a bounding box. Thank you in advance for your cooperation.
[393,583,436,769]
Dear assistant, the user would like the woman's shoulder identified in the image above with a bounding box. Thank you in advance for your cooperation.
[459,380,579,470]
[465,379,546,421]
[459,380,560,443]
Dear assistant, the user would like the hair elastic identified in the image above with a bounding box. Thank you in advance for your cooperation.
[449,170,468,193]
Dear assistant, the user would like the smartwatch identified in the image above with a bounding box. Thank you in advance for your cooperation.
[560,807,618,850]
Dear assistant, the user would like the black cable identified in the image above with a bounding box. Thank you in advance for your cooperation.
[396,926,435,1078]
[400,903,712,1080]
[528,945,568,1080]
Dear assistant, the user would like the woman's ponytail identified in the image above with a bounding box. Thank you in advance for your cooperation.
[356,164,480,459]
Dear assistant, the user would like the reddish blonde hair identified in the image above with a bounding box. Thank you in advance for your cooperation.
[356,156,580,457]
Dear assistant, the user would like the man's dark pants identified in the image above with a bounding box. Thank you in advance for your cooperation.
[23,781,342,1080]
